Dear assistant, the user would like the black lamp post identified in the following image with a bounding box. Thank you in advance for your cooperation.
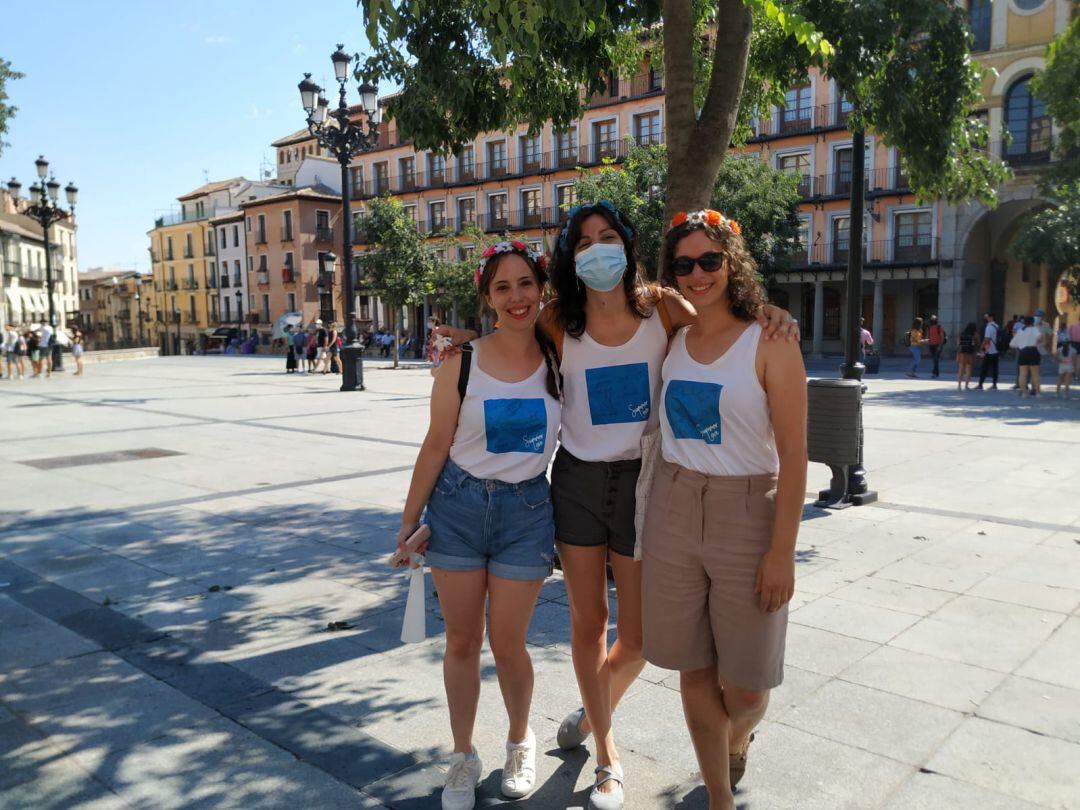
[134,289,145,347]
[299,45,381,391]
[235,289,244,339]
[8,159,77,371]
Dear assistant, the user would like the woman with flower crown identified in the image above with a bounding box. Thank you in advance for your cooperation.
[642,210,807,809]
[396,241,562,810]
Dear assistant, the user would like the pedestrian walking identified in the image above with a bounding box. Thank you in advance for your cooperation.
[956,322,978,389]
[72,329,85,376]
[284,326,298,373]
[396,242,561,810]
[1011,316,1043,397]
[904,317,928,378]
[643,209,807,810]
[3,323,25,380]
[39,322,55,377]
[313,319,329,373]
[1054,342,1073,399]
[327,322,341,374]
[292,327,307,373]
[975,313,1001,390]
[859,317,874,364]
[927,315,947,378]
[27,329,41,377]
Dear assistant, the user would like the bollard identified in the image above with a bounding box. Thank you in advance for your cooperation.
[807,379,877,508]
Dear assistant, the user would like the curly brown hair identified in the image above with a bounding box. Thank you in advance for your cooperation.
[660,219,766,322]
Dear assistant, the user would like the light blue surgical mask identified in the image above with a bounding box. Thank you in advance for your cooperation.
[575,242,627,292]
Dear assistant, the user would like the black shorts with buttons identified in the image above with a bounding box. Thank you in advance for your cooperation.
[550,446,641,558]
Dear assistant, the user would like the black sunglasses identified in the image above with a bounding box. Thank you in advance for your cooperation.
[670,252,725,277]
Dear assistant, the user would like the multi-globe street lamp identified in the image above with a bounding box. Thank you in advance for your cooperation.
[298,44,382,392]
[7,158,77,370]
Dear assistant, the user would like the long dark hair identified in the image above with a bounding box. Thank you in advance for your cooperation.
[478,251,561,399]
[549,203,652,338]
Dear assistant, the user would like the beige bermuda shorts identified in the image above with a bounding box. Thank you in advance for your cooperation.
[642,459,786,691]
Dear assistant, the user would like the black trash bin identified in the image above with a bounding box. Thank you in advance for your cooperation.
[864,351,880,374]
[807,378,875,508]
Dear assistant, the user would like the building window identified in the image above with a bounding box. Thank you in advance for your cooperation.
[781,83,813,133]
[245,217,251,232]
[520,135,542,171]
[284,252,295,283]
[234,260,242,285]
[224,296,231,321]
[777,152,811,197]
[521,189,542,226]
[261,295,270,322]
[350,165,364,194]
[316,210,331,241]
[634,112,662,145]
[894,211,932,262]
[793,217,810,265]
[459,145,475,181]
[402,204,417,223]
[232,225,240,247]
[556,129,578,167]
[429,154,445,184]
[834,147,853,195]
[1004,75,1052,163]
[487,141,507,177]
[488,194,508,229]
[592,120,617,160]
[247,256,253,273]
[1012,0,1046,9]
[282,210,293,241]
[556,185,577,221]
[399,156,416,190]
[256,214,266,243]
[832,217,850,263]
[287,293,296,312]
[166,236,174,260]
[374,162,389,194]
[184,233,194,258]
[429,200,446,232]
[457,197,476,230]
[219,228,226,249]
[968,0,991,52]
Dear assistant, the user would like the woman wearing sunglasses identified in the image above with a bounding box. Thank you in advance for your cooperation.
[643,210,807,808]
[539,202,797,809]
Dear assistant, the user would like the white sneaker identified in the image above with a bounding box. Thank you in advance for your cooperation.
[442,749,481,810]
[501,728,536,799]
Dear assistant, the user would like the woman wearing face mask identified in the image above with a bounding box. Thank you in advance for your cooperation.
[644,210,806,809]
[398,242,561,810]
[538,202,798,809]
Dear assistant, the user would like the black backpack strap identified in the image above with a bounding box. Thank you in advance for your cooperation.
[457,342,473,401]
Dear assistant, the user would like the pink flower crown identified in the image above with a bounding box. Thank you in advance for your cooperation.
[474,240,547,285]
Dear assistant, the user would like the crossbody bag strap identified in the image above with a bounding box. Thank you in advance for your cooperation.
[457,342,473,401]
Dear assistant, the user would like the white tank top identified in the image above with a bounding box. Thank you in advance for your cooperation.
[449,344,561,483]
[660,323,778,476]
[559,310,668,462]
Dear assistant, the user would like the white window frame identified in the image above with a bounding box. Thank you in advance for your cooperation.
[631,105,664,144]
[826,138,875,194]
[586,115,619,161]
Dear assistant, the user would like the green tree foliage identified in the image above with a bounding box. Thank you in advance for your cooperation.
[572,141,800,278]
[355,197,437,365]
[1010,183,1080,300]
[1011,19,1080,299]
[0,58,24,158]
[785,0,1010,206]
[1029,16,1080,188]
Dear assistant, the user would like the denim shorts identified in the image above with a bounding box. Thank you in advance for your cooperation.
[424,458,555,581]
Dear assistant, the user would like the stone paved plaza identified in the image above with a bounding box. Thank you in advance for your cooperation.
[1,356,1078,809]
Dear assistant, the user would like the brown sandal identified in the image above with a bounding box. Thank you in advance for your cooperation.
[729,732,755,789]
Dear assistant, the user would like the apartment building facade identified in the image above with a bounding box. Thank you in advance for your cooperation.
[209,211,246,330]
[76,269,158,350]
[241,184,346,345]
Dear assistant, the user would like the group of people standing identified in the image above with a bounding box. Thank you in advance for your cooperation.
[396,201,805,810]
[962,310,1075,397]
[2,323,85,379]
[284,320,341,374]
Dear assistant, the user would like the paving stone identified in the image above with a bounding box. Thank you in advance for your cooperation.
[926,716,1080,809]
[782,624,878,677]
[883,770,1044,809]
[0,614,101,672]
[789,595,919,643]
[1017,616,1080,689]
[977,675,1080,745]
[831,576,956,617]
[780,679,963,765]
[874,558,987,593]
[0,757,129,809]
[889,615,1051,673]
[966,574,1080,614]
[839,645,1005,712]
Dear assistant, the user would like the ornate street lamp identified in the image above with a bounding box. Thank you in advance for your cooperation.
[235,289,244,338]
[298,45,381,391]
[9,159,77,371]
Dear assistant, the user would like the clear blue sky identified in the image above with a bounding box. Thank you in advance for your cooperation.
[0,0,392,274]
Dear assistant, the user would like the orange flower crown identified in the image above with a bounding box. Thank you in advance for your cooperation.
[670,209,741,235]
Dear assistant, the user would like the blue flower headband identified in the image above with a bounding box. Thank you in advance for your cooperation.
[558,200,634,251]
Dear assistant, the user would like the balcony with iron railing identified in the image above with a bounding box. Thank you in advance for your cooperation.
[585,71,665,106]
[787,237,939,269]
[748,102,854,141]
[183,278,198,290]
[220,275,230,288]
[256,271,270,285]
[154,205,223,228]
[282,267,296,284]
[315,227,333,242]
[349,138,651,200]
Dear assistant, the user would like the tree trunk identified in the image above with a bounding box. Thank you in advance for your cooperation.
[663,0,753,218]
[394,305,404,368]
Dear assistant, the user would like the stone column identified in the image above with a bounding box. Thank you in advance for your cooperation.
[873,278,885,349]
[812,280,825,359]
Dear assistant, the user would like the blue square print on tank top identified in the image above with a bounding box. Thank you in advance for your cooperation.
[484,398,548,454]
[585,362,651,425]
[665,380,723,445]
